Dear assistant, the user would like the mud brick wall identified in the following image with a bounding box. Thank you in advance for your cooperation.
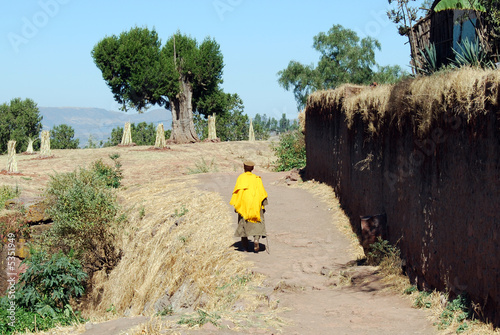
[305,91,500,326]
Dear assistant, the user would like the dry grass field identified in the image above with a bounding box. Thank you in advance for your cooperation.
[1,140,499,334]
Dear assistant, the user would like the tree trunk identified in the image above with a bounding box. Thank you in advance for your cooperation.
[169,77,199,143]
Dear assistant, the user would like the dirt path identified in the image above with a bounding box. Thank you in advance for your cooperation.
[0,144,438,334]
[194,171,437,335]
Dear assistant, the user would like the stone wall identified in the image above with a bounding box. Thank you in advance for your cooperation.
[304,86,500,326]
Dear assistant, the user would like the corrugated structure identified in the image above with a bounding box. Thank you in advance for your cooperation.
[304,70,500,326]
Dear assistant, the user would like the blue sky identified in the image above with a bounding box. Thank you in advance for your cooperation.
[1,0,414,121]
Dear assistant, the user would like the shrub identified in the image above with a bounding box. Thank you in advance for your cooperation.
[0,249,86,334]
[91,154,123,188]
[438,293,472,333]
[0,212,30,240]
[17,249,87,310]
[272,129,306,171]
[452,38,495,69]
[187,158,218,174]
[44,163,121,273]
[367,237,400,267]
[0,185,19,207]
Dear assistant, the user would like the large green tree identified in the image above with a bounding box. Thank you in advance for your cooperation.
[0,98,43,153]
[50,124,80,149]
[92,27,224,143]
[278,24,406,109]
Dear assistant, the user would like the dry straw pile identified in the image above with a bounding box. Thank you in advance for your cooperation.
[40,130,51,157]
[6,140,17,173]
[154,123,166,148]
[307,67,500,136]
[86,178,256,316]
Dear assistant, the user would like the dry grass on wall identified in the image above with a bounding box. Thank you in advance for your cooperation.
[85,178,258,318]
[307,67,500,136]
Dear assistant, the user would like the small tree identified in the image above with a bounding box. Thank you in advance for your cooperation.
[0,98,43,153]
[272,130,306,171]
[50,124,80,149]
[278,24,404,110]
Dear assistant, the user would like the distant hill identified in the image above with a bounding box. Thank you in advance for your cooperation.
[39,107,171,146]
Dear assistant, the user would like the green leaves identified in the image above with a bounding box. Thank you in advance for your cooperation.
[451,37,495,69]
[92,27,164,112]
[50,124,80,149]
[433,0,485,12]
[17,249,87,310]
[44,159,122,272]
[272,130,306,171]
[93,27,225,116]
[278,24,402,110]
[0,98,43,153]
[0,249,87,334]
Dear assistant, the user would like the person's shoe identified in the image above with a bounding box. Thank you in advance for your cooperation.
[254,241,259,253]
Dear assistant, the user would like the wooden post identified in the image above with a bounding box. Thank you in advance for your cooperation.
[207,114,216,140]
[248,117,255,142]
[40,131,51,157]
[121,122,132,146]
[155,123,166,148]
[7,140,17,173]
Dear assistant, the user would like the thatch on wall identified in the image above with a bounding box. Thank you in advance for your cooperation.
[308,67,500,136]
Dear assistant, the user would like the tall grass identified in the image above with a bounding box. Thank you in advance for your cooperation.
[85,178,259,318]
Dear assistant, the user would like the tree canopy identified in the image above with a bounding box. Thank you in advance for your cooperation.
[50,124,80,149]
[277,24,407,110]
[92,27,226,143]
[0,98,43,153]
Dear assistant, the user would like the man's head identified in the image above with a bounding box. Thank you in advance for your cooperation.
[243,160,255,172]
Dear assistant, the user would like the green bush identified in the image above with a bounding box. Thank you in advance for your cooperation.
[367,237,400,266]
[0,185,19,208]
[272,130,306,171]
[44,162,121,272]
[16,249,87,310]
[91,154,123,188]
[0,249,86,334]
[438,294,472,333]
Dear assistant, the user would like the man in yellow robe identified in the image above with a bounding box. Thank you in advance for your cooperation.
[230,160,268,252]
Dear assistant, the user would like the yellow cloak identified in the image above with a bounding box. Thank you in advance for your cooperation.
[230,172,268,223]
